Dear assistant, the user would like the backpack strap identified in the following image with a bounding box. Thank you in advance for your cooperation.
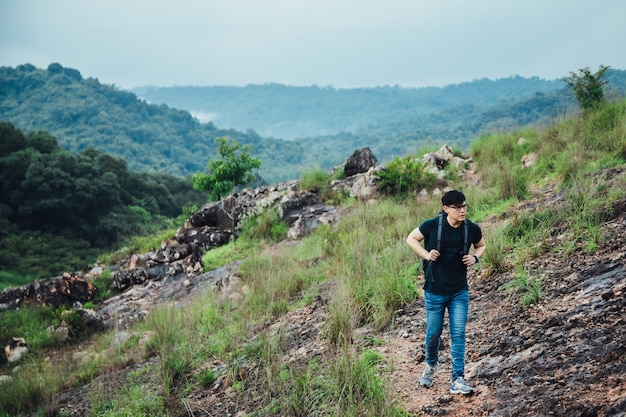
[435,211,444,252]
[462,220,469,254]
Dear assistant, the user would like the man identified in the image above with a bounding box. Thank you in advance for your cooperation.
[406,190,486,395]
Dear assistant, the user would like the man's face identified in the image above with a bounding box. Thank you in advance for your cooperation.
[444,202,468,222]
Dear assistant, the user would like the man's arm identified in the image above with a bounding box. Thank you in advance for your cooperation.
[406,227,440,262]
[463,237,486,266]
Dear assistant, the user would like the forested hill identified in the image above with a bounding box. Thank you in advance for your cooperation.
[3,64,626,184]
[0,64,311,183]
[132,77,566,140]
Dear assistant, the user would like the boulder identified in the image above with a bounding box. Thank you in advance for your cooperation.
[521,152,539,168]
[278,190,323,225]
[112,268,148,290]
[188,203,220,228]
[175,226,232,249]
[4,337,28,363]
[344,147,378,177]
[0,273,97,309]
[57,272,98,302]
[350,166,383,201]
[422,144,455,170]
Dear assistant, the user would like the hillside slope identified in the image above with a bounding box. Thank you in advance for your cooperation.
[381,182,626,416]
[49,172,626,417]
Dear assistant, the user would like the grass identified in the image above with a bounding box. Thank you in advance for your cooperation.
[1,99,626,416]
[0,271,41,291]
[99,227,179,266]
[499,265,543,306]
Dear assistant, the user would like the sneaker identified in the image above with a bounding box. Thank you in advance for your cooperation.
[419,363,438,387]
[450,377,474,395]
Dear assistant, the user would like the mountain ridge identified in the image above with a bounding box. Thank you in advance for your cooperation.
[7,64,626,184]
[131,76,566,140]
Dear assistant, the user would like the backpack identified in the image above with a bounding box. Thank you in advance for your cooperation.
[422,211,469,277]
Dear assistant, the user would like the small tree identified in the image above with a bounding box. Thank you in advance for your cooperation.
[564,65,610,111]
[191,137,261,201]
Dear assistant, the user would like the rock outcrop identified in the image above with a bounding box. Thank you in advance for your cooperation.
[0,272,97,311]
[343,147,378,177]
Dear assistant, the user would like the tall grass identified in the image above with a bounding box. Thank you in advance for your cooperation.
[255,349,410,417]
[499,265,543,305]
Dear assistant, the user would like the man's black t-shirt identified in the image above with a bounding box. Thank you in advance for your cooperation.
[418,215,482,295]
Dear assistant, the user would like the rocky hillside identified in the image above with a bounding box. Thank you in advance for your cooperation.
[383,183,626,416]
[2,149,625,416]
[50,168,626,417]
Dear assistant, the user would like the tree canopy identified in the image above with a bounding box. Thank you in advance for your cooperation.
[565,65,610,111]
[192,137,261,201]
[0,122,206,277]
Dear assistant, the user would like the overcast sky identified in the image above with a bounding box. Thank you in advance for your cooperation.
[1,0,625,90]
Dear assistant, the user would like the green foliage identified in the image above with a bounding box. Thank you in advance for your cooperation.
[0,358,64,416]
[90,269,117,302]
[299,169,351,205]
[299,169,331,193]
[325,293,357,349]
[0,122,205,279]
[479,228,508,277]
[565,65,610,111]
[265,351,408,417]
[196,368,219,388]
[500,266,543,305]
[9,65,626,187]
[239,209,289,244]
[472,131,532,200]
[146,306,198,398]
[503,209,560,259]
[273,360,328,416]
[0,305,57,352]
[192,137,261,201]
[133,76,573,144]
[0,270,40,291]
[326,349,407,416]
[91,367,167,417]
[376,155,438,196]
[202,242,246,271]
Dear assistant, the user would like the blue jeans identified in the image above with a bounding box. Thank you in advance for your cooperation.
[423,289,469,381]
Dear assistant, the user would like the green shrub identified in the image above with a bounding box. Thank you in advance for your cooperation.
[91,269,117,302]
[376,155,437,196]
[240,209,289,243]
[299,169,331,193]
[197,368,218,388]
[564,65,609,111]
[300,168,351,205]
[0,306,57,351]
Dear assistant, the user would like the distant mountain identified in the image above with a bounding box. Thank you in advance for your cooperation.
[2,63,626,183]
[132,77,567,140]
